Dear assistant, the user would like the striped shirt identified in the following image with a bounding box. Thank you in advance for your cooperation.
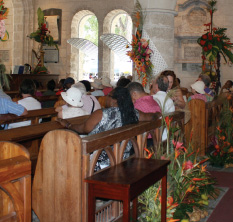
[0,98,25,116]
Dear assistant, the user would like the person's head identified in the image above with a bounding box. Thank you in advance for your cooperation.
[72,82,87,95]
[116,78,131,87]
[61,87,83,107]
[91,79,104,90]
[20,79,36,96]
[47,79,56,91]
[63,77,75,90]
[224,80,233,89]
[33,79,41,90]
[58,79,65,89]
[161,70,176,90]
[151,75,169,94]
[108,87,138,126]
[190,81,205,94]
[79,80,91,92]
[127,82,146,103]
[199,74,211,88]
[127,75,133,81]
[102,77,112,88]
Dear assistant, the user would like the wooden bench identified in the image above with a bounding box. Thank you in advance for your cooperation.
[0,107,58,126]
[185,96,229,155]
[0,115,90,174]
[0,141,31,222]
[31,111,184,221]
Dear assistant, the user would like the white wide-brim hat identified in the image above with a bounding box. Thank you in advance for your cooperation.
[61,87,83,107]
[191,81,205,94]
[91,79,104,90]
[102,77,112,87]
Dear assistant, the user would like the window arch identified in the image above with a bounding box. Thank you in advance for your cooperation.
[103,10,133,82]
[70,10,98,81]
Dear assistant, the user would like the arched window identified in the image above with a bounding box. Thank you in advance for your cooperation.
[70,11,98,81]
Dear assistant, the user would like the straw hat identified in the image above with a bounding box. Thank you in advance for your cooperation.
[102,77,112,87]
[191,81,205,94]
[61,88,83,107]
[91,79,104,90]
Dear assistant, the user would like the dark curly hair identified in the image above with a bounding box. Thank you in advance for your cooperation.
[112,87,138,126]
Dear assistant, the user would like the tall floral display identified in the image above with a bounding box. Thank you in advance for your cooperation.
[28,8,58,74]
[126,1,153,87]
[197,0,233,93]
[0,0,9,41]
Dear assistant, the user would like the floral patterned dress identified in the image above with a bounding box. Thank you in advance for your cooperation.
[88,107,139,171]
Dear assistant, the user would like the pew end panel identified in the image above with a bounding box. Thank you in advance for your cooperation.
[0,141,31,222]
[32,129,83,222]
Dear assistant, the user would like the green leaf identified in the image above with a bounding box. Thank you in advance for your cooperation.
[37,7,45,27]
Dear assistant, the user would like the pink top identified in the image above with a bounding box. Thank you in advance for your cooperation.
[134,95,161,113]
[35,91,43,97]
[188,94,207,102]
[103,87,113,96]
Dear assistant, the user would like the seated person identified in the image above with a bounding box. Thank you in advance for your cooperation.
[116,78,131,88]
[151,75,175,114]
[220,80,233,93]
[56,87,88,119]
[188,81,212,102]
[42,79,57,108]
[72,82,101,114]
[127,82,161,113]
[162,70,186,110]
[33,79,43,96]
[102,77,113,96]
[8,79,41,129]
[91,79,104,97]
[57,87,161,170]
[63,77,75,91]
[198,74,215,98]
[79,80,92,94]
[56,79,65,95]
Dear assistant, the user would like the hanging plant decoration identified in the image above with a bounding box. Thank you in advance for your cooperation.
[0,0,9,41]
[126,0,154,87]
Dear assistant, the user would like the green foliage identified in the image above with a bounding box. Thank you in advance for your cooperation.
[37,8,44,28]
[0,66,11,90]
[84,16,98,46]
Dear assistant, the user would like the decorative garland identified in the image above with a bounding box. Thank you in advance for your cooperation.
[126,0,153,87]
[0,0,9,41]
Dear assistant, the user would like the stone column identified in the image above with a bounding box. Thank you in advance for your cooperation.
[138,0,177,71]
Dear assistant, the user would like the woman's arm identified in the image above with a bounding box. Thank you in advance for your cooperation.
[57,109,103,134]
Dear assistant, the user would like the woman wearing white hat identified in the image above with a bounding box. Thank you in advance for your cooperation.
[188,81,212,102]
[57,87,89,119]
[91,79,104,97]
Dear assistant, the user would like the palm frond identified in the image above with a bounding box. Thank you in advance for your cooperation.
[131,0,145,32]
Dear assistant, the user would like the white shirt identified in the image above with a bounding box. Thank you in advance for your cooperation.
[152,91,175,114]
[62,106,89,119]
[152,91,175,141]
[8,97,41,129]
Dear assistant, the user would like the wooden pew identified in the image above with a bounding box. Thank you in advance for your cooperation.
[0,107,58,126]
[0,141,31,222]
[185,96,228,155]
[32,111,184,222]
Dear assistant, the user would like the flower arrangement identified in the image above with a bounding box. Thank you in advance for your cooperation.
[28,8,58,74]
[126,33,153,86]
[0,0,9,41]
[208,95,233,167]
[28,8,57,48]
[138,112,218,222]
[197,0,233,91]
[126,0,154,87]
